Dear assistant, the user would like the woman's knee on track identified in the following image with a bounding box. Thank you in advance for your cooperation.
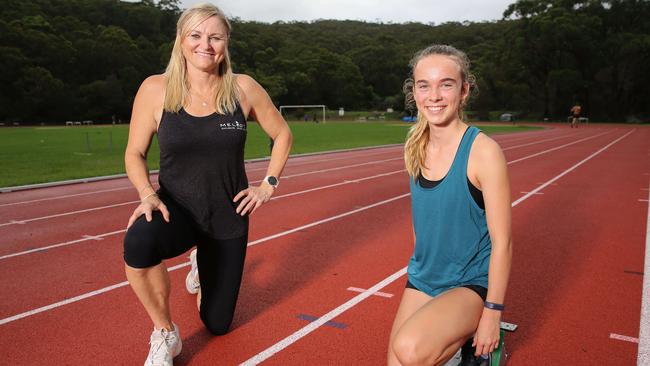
[391,331,444,366]
[200,311,234,335]
[123,216,164,269]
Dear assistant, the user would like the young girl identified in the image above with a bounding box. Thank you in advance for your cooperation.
[388,45,512,366]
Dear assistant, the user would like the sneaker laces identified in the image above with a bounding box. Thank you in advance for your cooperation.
[147,328,172,365]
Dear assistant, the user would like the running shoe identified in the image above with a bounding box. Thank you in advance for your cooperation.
[144,323,182,366]
[185,249,200,294]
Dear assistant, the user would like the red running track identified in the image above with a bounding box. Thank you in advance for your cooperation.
[0,124,647,365]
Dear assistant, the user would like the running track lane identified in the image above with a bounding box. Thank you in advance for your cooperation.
[1,125,647,365]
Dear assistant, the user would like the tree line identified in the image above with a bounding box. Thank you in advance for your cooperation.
[1,0,648,124]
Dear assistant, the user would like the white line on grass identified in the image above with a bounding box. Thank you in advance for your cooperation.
[238,130,634,365]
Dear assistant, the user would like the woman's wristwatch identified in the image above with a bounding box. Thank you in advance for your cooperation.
[263,175,279,189]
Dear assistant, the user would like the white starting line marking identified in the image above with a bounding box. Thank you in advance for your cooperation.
[610,333,639,344]
[347,287,393,298]
[82,235,104,241]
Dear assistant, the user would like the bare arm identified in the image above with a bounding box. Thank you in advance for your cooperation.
[124,75,169,227]
[470,134,513,355]
[233,74,292,215]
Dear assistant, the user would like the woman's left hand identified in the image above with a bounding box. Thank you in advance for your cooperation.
[234,184,274,215]
[473,308,502,357]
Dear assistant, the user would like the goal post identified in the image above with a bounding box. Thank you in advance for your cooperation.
[279,104,326,123]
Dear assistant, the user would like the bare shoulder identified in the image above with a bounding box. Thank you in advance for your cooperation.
[472,132,505,163]
[138,74,166,100]
[235,73,261,94]
[132,74,166,126]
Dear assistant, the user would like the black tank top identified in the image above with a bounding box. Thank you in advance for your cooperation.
[157,107,248,239]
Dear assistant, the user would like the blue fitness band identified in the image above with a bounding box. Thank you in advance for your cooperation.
[484,301,505,311]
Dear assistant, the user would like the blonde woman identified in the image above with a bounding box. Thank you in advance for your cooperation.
[123,3,291,365]
[387,45,512,366]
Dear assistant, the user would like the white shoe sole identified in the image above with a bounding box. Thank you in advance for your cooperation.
[185,249,200,294]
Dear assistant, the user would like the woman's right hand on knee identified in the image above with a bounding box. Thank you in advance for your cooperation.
[127,194,170,228]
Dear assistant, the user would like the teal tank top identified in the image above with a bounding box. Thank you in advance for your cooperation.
[408,126,490,297]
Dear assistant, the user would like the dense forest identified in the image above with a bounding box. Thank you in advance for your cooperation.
[1,0,649,123]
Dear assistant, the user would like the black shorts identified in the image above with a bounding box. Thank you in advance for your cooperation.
[406,279,487,302]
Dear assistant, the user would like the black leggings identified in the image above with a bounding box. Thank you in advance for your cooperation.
[123,195,247,335]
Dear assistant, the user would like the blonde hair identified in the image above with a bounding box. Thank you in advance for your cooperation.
[163,3,239,114]
[403,44,477,178]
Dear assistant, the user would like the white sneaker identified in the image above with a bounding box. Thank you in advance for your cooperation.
[185,249,200,294]
[144,323,182,366]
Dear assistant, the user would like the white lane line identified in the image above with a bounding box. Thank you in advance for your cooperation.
[247,194,410,247]
[640,199,649,202]
[246,146,403,173]
[0,193,411,325]
[506,131,611,165]
[270,170,405,200]
[521,192,544,195]
[347,287,394,298]
[0,186,132,207]
[239,267,408,366]
[82,235,104,241]
[0,147,402,206]
[0,261,189,326]
[610,333,639,344]
[250,157,403,184]
[638,181,650,365]
[502,132,583,151]
[0,171,407,261]
[1,158,403,228]
[513,130,634,207]
[0,230,126,260]
[0,201,137,227]
[239,130,635,365]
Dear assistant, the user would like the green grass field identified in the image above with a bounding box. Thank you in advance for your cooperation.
[0,122,540,187]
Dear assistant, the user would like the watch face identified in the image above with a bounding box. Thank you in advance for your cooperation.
[267,176,278,186]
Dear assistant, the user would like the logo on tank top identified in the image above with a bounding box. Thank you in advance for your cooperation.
[219,120,246,131]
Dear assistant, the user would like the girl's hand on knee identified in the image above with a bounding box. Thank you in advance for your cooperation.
[473,308,501,356]
[127,194,170,229]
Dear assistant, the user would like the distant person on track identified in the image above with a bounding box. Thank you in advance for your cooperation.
[122,3,291,365]
[570,103,582,128]
[387,44,512,366]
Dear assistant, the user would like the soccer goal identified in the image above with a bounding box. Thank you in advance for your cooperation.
[279,104,326,123]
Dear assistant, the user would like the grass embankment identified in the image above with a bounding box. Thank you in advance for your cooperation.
[0,122,539,187]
